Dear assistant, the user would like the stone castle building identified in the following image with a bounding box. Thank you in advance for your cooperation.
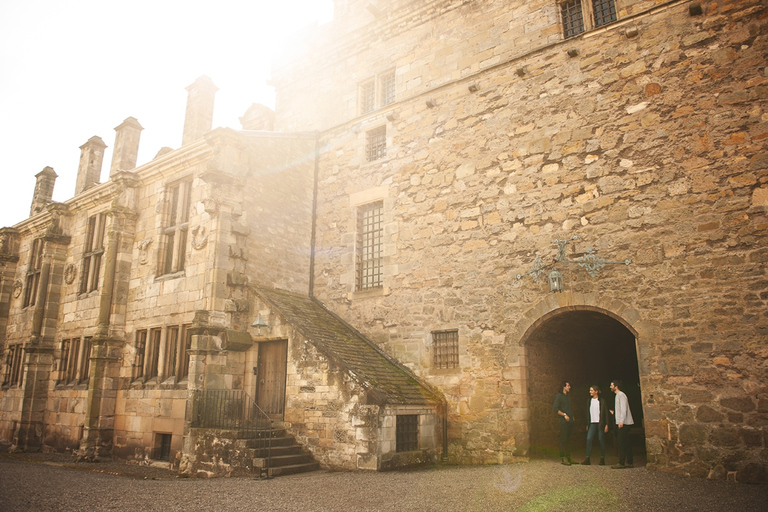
[1,0,767,481]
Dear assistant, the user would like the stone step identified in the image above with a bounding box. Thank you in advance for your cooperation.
[268,461,321,477]
[245,435,297,449]
[251,444,303,458]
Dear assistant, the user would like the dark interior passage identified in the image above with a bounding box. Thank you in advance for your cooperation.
[525,308,645,460]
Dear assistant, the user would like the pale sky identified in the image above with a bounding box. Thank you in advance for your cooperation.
[0,0,334,228]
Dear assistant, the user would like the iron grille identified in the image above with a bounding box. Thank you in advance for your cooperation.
[592,0,617,27]
[561,0,584,39]
[366,126,387,162]
[396,415,419,452]
[360,81,375,114]
[356,201,383,291]
[433,330,459,369]
[380,72,396,107]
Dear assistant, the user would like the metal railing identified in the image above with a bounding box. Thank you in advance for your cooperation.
[191,389,273,478]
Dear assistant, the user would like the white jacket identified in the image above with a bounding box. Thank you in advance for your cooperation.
[614,391,634,426]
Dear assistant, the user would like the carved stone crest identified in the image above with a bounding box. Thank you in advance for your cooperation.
[12,280,22,298]
[64,263,77,285]
[191,225,208,250]
[138,239,153,264]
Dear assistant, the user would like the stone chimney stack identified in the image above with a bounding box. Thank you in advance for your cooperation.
[110,117,143,176]
[75,136,107,195]
[30,166,57,217]
[240,104,275,131]
[181,76,218,146]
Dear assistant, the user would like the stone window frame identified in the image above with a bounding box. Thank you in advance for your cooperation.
[23,238,44,308]
[2,343,23,387]
[158,178,192,277]
[79,212,107,295]
[55,336,91,386]
[395,414,419,452]
[359,69,396,115]
[559,0,617,39]
[134,324,191,384]
[356,200,384,292]
[347,187,394,299]
[432,329,460,370]
[366,125,387,162]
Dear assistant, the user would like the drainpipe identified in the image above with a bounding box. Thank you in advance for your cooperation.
[308,132,320,298]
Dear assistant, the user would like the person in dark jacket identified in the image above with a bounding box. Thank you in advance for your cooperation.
[581,384,609,465]
[552,380,574,465]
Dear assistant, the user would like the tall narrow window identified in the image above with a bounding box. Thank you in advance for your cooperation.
[23,239,43,308]
[79,337,92,384]
[134,330,147,380]
[80,213,107,294]
[145,328,162,379]
[356,201,383,291]
[379,71,396,107]
[178,324,192,379]
[360,80,376,114]
[58,339,71,383]
[561,0,585,38]
[396,415,419,452]
[366,126,386,162]
[160,181,192,275]
[67,337,80,382]
[164,326,179,380]
[433,330,459,369]
[3,344,23,386]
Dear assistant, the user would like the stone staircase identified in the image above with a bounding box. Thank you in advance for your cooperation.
[248,427,320,478]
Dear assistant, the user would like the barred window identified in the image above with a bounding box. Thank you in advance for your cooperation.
[356,201,383,291]
[560,0,617,38]
[592,0,617,27]
[360,80,376,114]
[366,126,386,162]
[433,330,459,369]
[379,71,396,107]
[396,415,419,452]
[80,213,107,294]
[133,330,147,380]
[561,0,584,38]
[160,180,192,276]
[23,239,44,308]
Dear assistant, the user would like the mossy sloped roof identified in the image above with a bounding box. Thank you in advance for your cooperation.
[254,287,441,406]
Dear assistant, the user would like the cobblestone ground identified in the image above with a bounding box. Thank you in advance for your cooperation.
[1,453,766,512]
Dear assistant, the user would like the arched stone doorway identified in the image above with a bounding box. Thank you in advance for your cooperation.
[523,307,646,462]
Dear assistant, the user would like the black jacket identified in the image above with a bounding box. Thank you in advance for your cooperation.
[585,396,609,430]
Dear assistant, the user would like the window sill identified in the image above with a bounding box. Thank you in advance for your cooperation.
[349,286,389,300]
[155,271,185,282]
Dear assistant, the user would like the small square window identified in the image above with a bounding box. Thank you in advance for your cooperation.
[396,415,419,452]
[592,0,617,27]
[433,330,459,369]
[561,0,585,38]
[366,126,387,162]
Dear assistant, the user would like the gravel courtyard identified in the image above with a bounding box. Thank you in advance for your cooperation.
[1,453,766,512]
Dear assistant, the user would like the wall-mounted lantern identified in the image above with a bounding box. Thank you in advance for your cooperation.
[548,270,564,293]
[251,315,269,336]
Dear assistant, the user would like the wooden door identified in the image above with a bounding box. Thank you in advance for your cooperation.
[256,340,287,419]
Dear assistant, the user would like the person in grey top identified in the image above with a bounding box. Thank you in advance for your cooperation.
[552,380,574,465]
[610,379,634,468]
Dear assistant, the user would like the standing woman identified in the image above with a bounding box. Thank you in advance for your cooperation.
[581,384,609,465]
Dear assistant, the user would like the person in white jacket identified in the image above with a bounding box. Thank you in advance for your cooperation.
[610,379,634,469]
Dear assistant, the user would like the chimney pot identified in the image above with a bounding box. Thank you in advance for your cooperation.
[110,116,144,176]
[75,136,107,195]
[30,166,58,217]
[182,76,218,146]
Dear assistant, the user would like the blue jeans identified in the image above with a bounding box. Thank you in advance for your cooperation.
[586,423,606,459]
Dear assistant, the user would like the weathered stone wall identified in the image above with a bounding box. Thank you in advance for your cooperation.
[276,0,768,478]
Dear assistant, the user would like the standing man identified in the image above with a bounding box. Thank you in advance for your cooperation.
[610,379,634,469]
[553,380,574,465]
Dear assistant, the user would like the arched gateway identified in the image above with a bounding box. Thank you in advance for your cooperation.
[514,296,655,462]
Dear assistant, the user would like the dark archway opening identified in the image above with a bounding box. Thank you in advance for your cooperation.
[525,308,645,463]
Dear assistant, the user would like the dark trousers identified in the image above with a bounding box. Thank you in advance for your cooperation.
[559,420,573,459]
[616,424,633,465]
[586,423,606,459]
